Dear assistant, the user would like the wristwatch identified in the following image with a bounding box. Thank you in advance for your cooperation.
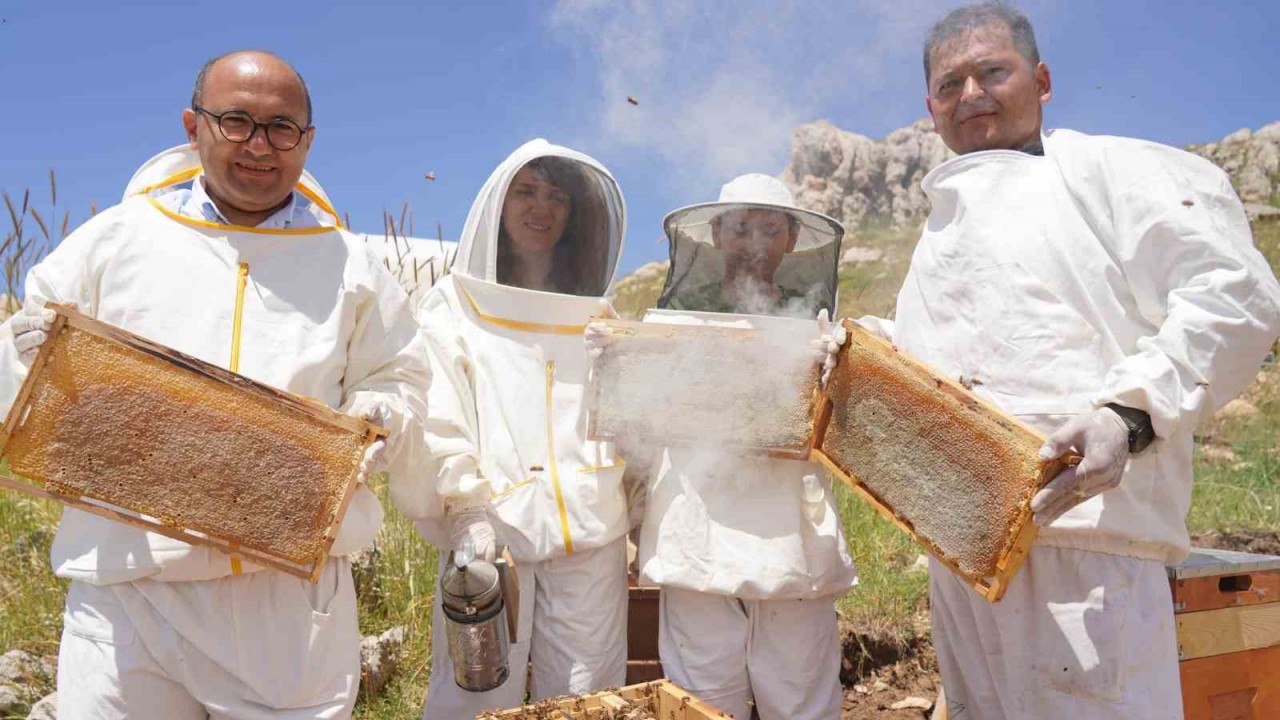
[1104,403,1156,454]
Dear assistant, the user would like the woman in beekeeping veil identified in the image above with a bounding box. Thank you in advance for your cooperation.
[391,140,630,717]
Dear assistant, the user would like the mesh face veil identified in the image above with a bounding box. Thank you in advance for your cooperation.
[455,142,625,298]
[657,175,843,318]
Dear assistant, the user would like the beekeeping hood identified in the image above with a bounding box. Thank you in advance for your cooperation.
[657,174,842,318]
[121,143,342,226]
[454,139,625,296]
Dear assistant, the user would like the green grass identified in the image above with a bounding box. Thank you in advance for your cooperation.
[833,485,930,639]
[350,476,438,719]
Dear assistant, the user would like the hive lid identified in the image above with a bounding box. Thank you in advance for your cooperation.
[1167,547,1280,580]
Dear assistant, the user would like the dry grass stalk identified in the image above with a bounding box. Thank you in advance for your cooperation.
[367,202,454,302]
[2,170,73,316]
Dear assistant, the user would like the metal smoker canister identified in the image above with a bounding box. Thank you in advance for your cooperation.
[440,545,510,692]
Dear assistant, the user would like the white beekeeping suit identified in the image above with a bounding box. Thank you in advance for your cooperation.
[392,139,629,717]
[4,145,429,720]
[633,174,859,720]
[889,130,1280,719]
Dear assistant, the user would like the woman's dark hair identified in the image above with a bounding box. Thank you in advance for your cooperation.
[497,157,613,296]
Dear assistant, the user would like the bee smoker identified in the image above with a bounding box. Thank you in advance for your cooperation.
[439,543,520,692]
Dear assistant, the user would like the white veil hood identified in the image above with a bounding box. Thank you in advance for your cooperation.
[453,139,626,297]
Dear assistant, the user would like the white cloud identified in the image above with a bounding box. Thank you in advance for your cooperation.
[548,0,956,191]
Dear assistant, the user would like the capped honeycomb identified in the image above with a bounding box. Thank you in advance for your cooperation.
[2,315,369,567]
[591,319,818,456]
[818,323,1047,583]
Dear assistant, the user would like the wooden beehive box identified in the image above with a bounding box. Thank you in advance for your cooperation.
[1168,547,1280,720]
[477,680,728,719]
[0,303,385,582]
[627,583,663,685]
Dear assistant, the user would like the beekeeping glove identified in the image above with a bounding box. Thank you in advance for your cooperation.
[11,305,57,366]
[346,395,391,482]
[450,505,497,563]
[811,309,848,387]
[584,298,620,360]
[1031,407,1130,526]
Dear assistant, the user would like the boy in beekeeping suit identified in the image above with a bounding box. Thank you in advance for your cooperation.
[588,173,858,720]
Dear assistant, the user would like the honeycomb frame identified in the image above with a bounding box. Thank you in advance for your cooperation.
[812,320,1075,602]
[587,318,819,461]
[0,303,386,583]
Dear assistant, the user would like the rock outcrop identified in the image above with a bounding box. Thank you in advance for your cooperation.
[780,118,1280,234]
[782,119,953,229]
[1189,122,1280,208]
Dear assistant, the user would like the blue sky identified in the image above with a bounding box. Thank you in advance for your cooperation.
[2,1,1278,275]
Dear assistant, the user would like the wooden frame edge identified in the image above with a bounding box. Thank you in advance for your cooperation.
[0,473,317,580]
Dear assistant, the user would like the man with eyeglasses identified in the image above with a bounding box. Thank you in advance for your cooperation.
[3,51,429,719]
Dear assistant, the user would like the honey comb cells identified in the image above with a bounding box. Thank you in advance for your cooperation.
[818,325,1045,583]
[591,319,818,457]
[2,309,373,573]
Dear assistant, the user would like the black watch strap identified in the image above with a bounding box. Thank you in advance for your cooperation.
[1104,403,1155,454]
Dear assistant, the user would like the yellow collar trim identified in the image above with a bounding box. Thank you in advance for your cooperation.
[133,167,343,228]
[147,197,338,236]
[458,283,587,335]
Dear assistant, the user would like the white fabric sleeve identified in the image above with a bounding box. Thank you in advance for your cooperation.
[388,282,492,524]
[1089,147,1280,440]
[334,249,433,552]
[853,314,895,342]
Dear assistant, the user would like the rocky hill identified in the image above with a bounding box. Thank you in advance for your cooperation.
[613,118,1280,319]
[781,118,953,229]
[1189,121,1280,218]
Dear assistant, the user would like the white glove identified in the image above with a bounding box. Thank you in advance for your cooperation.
[450,505,497,563]
[12,306,57,365]
[1031,408,1130,526]
[584,298,619,360]
[810,309,848,387]
[347,395,392,481]
[800,473,828,524]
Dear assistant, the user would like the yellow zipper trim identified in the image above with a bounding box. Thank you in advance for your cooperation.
[545,361,575,555]
[459,284,587,336]
[132,167,203,196]
[147,198,338,236]
[228,261,250,576]
[295,184,344,227]
[134,168,343,228]
[230,262,249,374]
[577,458,626,474]
[489,476,537,502]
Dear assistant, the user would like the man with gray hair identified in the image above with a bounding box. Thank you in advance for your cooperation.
[829,3,1280,718]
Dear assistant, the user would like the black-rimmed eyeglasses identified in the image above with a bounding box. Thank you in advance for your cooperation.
[192,105,310,152]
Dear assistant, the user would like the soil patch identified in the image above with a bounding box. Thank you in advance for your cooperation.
[838,621,939,720]
[1192,529,1280,556]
